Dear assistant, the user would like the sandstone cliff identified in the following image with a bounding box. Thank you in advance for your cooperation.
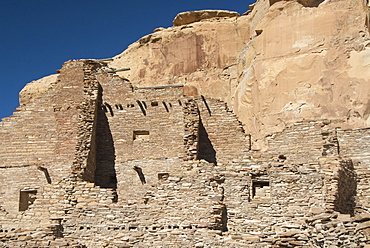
[235,0,370,149]
[20,0,370,150]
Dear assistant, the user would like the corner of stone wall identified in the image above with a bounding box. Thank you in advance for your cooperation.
[183,98,200,161]
[320,156,356,215]
[71,60,103,183]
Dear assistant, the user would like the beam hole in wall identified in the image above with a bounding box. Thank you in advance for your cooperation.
[255,29,263,36]
[19,189,37,211]
[251,180,270,200]
[158,172,169,180]
[102,104,108,112]
[115,104,123,110]
[278,154,286,161]
[133,166,146,184]
[133,130,150,141]
[37,166,52,184]
[104,103,114,117]
[163,101,169,112]
[136,100,147,116]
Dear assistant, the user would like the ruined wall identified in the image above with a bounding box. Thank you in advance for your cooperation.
[0,60,104,216]
[197,98,250,165]
[71,61,102,182]
[2,0,370,245]
[337,128,370,217]
[97,74,186,162]
[2,60,370,247]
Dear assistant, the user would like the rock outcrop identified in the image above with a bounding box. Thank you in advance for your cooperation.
[173,10,240,26]
[235,0,370,149]
[19,74,58,105]
[108,11,249,105]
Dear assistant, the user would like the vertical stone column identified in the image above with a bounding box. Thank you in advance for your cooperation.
[71,60,103,182]
[183,99,200,161]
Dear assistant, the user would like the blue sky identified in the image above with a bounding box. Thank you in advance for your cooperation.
[0,0,253,120]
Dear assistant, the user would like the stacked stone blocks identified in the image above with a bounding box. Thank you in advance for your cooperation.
[1,60,370,247]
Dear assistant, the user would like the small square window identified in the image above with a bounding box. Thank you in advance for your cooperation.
[133,131,150,141]
[158,172,169,180]
[251,181,270,199]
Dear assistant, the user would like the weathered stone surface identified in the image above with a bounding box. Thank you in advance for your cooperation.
[108,12,249,105]
[235,0,370,149]
[19,74,58,105]
[357,221,370,231]
[173,10,240,26]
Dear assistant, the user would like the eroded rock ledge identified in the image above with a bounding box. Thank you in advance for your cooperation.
[173,10,240,26]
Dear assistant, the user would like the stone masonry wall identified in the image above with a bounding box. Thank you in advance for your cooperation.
[97,72,186,162]
[337,128,370,218]
[0,60,101,215]
[197,97,251,165]
[1,61,370,247]
[72,61,103,182]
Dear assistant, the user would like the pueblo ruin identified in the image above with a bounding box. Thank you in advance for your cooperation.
[2,0,370,247]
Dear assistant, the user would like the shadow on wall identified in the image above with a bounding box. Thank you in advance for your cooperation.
[95,105,117,189]
[334,160,357,216]
[221,205,228,232]
[197,118,217,165]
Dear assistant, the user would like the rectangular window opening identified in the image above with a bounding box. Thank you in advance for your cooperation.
[133,130,150,141]
[151,101,159,107]
[158,172,169,180]
[252,180,270,199]
[19,189,37,211]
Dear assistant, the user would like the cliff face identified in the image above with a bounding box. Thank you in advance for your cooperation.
[20,0,370,150]
[235,0,370,149]
[108,10,250,104]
